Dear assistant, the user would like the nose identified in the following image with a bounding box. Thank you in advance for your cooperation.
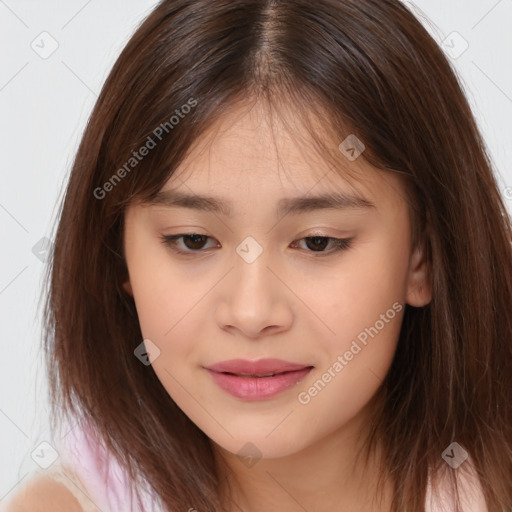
[215,245,293,339]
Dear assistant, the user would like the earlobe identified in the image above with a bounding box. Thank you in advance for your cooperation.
[123,279,134,297]
[405,243,432,307]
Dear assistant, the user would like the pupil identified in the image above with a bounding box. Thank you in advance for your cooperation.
[307,236,328,251]
[184,234,206,250]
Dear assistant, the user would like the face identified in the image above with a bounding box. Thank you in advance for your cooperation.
[122,99,430,460]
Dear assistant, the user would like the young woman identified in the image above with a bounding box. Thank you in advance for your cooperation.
[4,0,511,510]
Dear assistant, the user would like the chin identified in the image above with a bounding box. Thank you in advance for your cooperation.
[209,426,309,462]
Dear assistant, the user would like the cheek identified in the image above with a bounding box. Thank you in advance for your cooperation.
[319,237,407,343]
[129,258,204,405]
[303,234,408,404]
[129,267,175,340]
[296,270,405,436]
[126,236,199,356]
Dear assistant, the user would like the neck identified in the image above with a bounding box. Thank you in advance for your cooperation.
[212,403,394,512]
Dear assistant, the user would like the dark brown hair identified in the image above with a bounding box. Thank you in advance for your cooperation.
[43,0,512,510]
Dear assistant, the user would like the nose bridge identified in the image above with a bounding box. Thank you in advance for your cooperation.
[232,234,273,301]
[215,234,291,337]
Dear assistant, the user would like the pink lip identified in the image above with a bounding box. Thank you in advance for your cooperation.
[204,359,314,400]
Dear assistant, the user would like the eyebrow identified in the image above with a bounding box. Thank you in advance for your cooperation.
[147,188,375,217]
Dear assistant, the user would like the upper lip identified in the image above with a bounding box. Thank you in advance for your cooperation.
[205,358,313,376]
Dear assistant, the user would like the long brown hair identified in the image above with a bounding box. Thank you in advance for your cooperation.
[43,0,512,510]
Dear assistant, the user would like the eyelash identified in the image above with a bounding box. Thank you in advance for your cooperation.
[159,233,353,257]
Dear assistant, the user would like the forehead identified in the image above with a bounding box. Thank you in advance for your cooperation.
[133,96,410,219]
[167,98,388,199]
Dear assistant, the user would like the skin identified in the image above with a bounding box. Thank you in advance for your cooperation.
[122,97,431,512]
[4,475,83,512]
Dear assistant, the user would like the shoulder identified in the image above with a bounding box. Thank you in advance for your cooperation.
[1,473,83,512]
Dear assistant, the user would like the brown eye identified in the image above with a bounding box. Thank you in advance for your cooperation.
[160,234,219,254]
[293,236,353,255]
[304,236,330,251]
[180,234,209,250]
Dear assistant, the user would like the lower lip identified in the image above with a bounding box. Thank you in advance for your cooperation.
[206,367,313,400]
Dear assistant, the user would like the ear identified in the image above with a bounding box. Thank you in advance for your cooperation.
[123,279,134,297]
[405,241,432,307]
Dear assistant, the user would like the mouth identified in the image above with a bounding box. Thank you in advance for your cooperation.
[223,370,303,377]
[216,368,313,377]
[205,358,313,375]
[204,359,314,400]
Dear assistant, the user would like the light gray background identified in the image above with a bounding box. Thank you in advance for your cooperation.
[1,0,511,501]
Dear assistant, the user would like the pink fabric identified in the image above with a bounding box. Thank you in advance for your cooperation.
[54,418,488,512]
[425,460,489,512]
[55,418,159,512]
